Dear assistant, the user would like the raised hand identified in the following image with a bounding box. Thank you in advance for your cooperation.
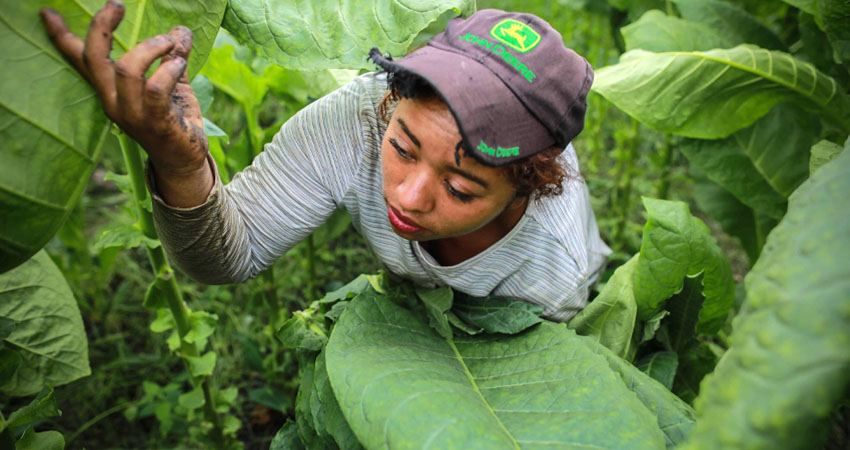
[40,0,213,207]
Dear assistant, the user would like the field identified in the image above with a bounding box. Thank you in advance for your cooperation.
[1,0,848,449]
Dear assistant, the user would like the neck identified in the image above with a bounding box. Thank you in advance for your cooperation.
[423,197,528,266]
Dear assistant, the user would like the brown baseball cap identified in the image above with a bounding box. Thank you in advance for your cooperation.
[369,9,593,166]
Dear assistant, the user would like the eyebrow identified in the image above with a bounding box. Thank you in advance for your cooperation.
[447,166,490,189]
[396,117,489,189]
[397,118,421,148]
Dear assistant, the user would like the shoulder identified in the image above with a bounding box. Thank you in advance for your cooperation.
[526,143,604,274]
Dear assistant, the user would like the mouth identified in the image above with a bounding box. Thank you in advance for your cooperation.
[387,204,426,234]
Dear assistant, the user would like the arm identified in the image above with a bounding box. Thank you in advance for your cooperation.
[149,77,374,284]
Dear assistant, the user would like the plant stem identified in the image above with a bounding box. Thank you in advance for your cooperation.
[262,268,281,327]
[66,402,129,444]
[243,102,263,157]
[655,134,674,199]
[116,131,224,444]
[613,118,640,248]
[306,234,317,300]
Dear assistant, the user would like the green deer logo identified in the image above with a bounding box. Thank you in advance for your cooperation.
[490,19,541,53]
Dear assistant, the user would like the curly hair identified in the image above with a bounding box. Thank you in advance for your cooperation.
[377,70,575,199]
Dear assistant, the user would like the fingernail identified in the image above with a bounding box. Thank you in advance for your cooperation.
[174,57,186,66]
[108,0,124,9]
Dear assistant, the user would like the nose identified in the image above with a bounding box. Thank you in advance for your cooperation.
[397,169,434,213]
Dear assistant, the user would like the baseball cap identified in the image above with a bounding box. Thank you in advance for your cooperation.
[369,9,593,166]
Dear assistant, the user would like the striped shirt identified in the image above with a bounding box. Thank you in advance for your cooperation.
[150,73,610,322]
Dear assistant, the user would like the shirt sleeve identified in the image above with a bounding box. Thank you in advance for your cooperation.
[148,75,381,284]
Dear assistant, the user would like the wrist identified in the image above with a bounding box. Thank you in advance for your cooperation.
[151,155,214,208]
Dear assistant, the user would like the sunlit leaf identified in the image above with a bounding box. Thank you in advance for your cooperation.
[592,45,850,139]
[221,0,475,70]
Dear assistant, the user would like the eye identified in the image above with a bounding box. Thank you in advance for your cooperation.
[444,180,475,203]
[389,138,413,160]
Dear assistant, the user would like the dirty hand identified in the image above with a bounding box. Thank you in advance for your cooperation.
[40,0,212,207]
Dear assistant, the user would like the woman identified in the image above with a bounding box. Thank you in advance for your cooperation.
[41,2,609,322]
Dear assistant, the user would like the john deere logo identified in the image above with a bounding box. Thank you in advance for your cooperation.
[490,19,540,53]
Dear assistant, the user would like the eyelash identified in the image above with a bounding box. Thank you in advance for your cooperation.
[390,137,476,203]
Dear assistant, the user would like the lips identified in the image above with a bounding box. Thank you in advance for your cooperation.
[387,204,425,234]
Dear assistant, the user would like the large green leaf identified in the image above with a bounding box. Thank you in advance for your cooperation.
[679,139,787,220]
[0,251,89,396]
[590,344,694,448]
[221,0,475,70]
[325,289,668,449]
[633,198,734,334]
[680,103,819,223]
[0,0,226,273]
[621,10,735,53]
[569,255,639,360]
[670,0,786,50]
[683,140,850,450]
[592,45,850,139]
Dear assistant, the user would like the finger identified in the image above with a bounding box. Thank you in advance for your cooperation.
[115,34,175,122]
[144,57,187,123]
[40,8,90,80]
[84,0,125,115]
[172,83,203,124]
[162,26,193,83]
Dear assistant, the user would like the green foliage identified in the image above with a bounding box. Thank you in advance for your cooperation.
[451,293,544,334]
[809,136,846,174]
[622,10,735,52]
[0,251,89,397]
[683,136,850,450]
[222,0,475,70]
[634,198,734,334]
[592,45,850,139]
[0,0,227,272]
[588,341,695,448]
[0,386,64,450]
[636,351,678,390]
[325,288,673,449]
[671,0,786,50]
[817,0,850,68]
[569,255,639,359]
[691,178,777,263]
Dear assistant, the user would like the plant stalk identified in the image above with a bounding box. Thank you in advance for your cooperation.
[116,131,224,443]
[655,134,674,199]
[306,234,317,301]
[613,118,640,248]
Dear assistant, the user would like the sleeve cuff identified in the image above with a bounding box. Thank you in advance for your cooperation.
[145,152,221,212]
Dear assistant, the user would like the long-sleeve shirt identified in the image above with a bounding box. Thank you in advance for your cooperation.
[148,73,611,322]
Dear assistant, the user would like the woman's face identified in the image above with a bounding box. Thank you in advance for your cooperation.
[381,97,525,242]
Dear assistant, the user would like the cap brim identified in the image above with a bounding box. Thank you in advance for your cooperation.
[393,46,555,166]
